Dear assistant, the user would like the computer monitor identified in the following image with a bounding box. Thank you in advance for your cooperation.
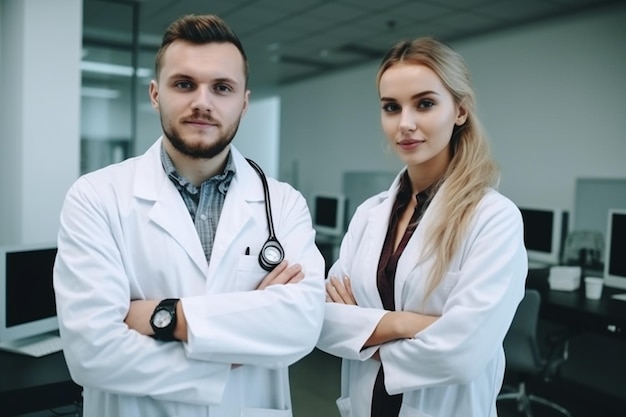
[312,194,346,237]
[519,207,568,267]
[0,243,60,355]
[604,209,626,290]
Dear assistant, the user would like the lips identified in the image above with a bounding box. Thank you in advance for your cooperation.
[185,118,218,128]
[397,138,424,150]
[398,138,421,146]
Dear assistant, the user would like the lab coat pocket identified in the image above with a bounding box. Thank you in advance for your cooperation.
[336,397,352,417]
[235,254,266,291]
[240,407,291,417]
[399,402,434,417]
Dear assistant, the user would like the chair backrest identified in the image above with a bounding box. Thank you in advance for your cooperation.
[503,289,543,373]
[509,289,540,337]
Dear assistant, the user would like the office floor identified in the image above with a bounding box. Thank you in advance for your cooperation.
[291,348,625,417]
[15,345,625,417]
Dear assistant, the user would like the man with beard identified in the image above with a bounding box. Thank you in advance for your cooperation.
[53,14,325,417]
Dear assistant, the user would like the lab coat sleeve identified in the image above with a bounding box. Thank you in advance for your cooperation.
[181,182,326,367]
[54,177,230,405]
[380,194,527,394]
[316,196,389,361]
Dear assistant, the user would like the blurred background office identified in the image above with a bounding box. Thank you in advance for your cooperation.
[0,0,625,416]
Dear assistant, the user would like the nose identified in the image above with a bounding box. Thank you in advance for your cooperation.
[399,109,417,133]
[190,86,213,112]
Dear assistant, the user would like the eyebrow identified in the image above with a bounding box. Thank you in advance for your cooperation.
[213,77,241,86]
[166,73,241,86]
[380,90,440,101]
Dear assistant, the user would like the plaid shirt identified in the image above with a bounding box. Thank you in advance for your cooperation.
[161,145,235,263]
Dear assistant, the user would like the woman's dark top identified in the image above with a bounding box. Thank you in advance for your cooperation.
[371,172,431,417]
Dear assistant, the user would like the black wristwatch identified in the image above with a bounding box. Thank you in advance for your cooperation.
[150,298,180,341]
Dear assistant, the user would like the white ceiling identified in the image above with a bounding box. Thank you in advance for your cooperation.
[82,0,620,92]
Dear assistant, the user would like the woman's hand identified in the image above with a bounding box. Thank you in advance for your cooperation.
[326,276,357,305]
[364,311,440,348]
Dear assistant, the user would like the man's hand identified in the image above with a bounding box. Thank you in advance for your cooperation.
[125,299,159,336]
[256,260,304,290]
[326,275,357,305]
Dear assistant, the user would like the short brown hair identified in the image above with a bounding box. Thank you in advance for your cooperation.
[154,14,248,84]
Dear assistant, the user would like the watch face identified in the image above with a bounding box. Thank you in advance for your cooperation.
[152,309,172,329]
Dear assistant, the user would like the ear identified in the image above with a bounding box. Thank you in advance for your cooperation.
[148,80,159,111]
[241,89,250,117]
[455,102,468,126]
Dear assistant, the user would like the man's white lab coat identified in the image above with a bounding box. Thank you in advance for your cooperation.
[54,139,325,417]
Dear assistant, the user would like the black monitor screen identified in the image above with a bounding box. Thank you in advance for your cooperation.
[315,197,338,228]
[608,212,626,277]
[6,248,58,327]
[520,209,553,253]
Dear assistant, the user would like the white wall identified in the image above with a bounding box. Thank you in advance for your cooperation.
[0,0,82,245]
[278,3,626,218]
[236,96,280,178]
[456,6,626,210]
[279,63,402,197]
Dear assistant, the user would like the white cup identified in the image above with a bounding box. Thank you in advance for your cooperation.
[584,277,604,300]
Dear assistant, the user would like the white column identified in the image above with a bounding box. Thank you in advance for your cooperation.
[0,0,82,245]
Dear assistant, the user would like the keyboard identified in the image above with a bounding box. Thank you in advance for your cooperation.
[0,332,63,357]
[528,261,551,269]
[611,293,626,302]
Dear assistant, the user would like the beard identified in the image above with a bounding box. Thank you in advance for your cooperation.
[161,112,242,159]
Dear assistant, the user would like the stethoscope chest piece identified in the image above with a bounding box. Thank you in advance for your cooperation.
[259,237,284,272]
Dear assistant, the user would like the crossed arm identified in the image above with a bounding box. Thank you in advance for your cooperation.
[124,260,304,341]
[326,276,439,351]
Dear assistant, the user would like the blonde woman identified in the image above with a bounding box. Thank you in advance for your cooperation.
[317,37,527,417]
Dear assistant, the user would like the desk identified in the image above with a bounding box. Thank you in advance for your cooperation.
[527,268,626,340]
[0,350,82,416]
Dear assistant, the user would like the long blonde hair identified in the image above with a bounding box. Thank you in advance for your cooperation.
[377,37,499,300]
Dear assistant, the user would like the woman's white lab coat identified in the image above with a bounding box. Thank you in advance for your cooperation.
[53,139,326,417]
[317,172,527,417]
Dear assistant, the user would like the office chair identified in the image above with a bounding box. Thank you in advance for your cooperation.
[497,289,572,417]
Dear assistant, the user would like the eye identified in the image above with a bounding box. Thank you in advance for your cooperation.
[382,102,400,113]
[418,99,435,109]
[214,83,233,94]
[174,80,194,90]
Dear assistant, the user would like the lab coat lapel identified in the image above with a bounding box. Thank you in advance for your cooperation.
[359,198,394,308]
[206,149,259,280]
[133,139,208,275]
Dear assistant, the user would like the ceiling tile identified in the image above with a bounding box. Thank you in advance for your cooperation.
[471,0,562,21]
[260,0,329,13]
[337,0,415,11]
[300,2,371,21]
[428,0,496,8]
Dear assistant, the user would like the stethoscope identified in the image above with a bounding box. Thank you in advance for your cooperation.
[246,158,285,271]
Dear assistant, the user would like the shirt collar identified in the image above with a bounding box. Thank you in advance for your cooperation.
[398,171,435,206]
[160,144,236,195]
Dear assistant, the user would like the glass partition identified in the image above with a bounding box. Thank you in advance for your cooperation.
[80,0,156,174]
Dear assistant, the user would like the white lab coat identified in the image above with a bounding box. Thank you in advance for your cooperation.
[53,139,326,417]
[317,171,527,417]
